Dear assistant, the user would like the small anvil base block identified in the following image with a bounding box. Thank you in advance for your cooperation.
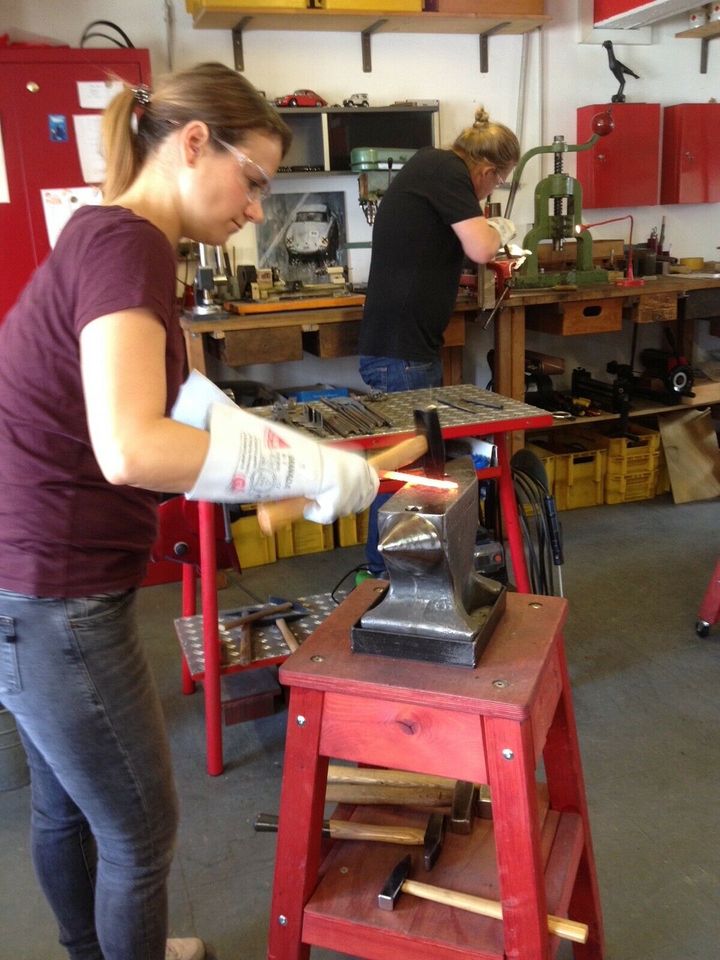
[351,586,506,667]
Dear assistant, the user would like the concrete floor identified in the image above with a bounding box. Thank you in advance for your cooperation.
[1,494,719,960]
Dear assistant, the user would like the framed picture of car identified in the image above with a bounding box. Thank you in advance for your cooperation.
[255,190,347,283]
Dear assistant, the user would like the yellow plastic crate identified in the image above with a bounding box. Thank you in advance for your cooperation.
[524,438,605,510]
[231,514,277,568]
[605,470,659,504]
[553,447,606,510]
[275,518,334,558]
[335,509,370,547]
[566,424,661,477]
[522,444,556,490]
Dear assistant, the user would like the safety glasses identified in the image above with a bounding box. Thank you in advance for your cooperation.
[214,136,272,204]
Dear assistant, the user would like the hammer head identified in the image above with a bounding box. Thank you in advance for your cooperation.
[378,854,413,911]
[422,813,446,870]
[414,406,445,479]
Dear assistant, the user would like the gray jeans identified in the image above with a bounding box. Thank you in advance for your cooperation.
[0,588,178,960]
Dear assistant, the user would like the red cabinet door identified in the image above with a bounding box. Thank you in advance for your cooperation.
[576,103,661,209]
[0,48,150,321]
[661,103,720,205]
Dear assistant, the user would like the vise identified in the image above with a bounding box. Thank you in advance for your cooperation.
[351,457,506,667]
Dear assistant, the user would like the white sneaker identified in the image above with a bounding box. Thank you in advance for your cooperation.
[165,938,206,960]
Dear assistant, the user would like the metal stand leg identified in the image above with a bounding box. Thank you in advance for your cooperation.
[496,433,531,593]
[199,500,223,776]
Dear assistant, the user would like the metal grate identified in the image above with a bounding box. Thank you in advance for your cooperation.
[175,592,341,675]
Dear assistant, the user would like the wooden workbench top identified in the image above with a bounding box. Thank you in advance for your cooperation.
[505,273,720,307]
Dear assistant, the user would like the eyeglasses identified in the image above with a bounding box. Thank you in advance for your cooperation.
[491,167,510,185]
[214,136,272,204]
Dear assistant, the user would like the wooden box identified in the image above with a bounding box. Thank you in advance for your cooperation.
[525,297,622,335]
[221,326,303,365]
[629,292,677,324]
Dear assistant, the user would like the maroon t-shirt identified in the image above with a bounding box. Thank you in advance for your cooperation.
[0,205,186,596]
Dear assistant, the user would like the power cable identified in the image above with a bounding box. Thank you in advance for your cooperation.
[511,450,564,596]
[79,20,135,48]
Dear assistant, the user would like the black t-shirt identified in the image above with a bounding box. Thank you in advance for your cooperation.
[359,147,482,362]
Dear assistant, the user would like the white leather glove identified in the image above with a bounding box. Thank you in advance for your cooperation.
[507,243,532,259]
[171,369,236,430]
[186,403,379,523]
[486,216,517,247]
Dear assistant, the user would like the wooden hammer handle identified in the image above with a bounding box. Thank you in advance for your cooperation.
[402,879,589,944]
[256,434,429,535]
[328,820,427,844]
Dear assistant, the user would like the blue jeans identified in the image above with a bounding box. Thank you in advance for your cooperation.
[0,588,178,960]
[359,356,444,575]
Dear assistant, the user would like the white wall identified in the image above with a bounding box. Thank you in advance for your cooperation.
[5,0,719,390]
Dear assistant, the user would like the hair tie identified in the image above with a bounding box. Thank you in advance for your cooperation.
[132,85,151,106]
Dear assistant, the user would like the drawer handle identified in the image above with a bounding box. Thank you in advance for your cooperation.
[582,305,602,318]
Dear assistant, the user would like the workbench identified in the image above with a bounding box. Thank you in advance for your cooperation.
[180,277,720,424]
[180,298,475,386]
[493,274,720,410]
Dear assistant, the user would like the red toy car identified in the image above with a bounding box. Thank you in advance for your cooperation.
[274,89,327,108]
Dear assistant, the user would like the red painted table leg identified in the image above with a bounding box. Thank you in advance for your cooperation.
[199,500,223,777]
[181,562,197,695]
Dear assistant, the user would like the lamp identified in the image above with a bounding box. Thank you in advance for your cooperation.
[575,215,644,287]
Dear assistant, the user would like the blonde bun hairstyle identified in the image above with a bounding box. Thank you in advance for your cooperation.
[453,106,520,171]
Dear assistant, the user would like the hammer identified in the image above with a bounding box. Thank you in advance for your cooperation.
[378,855,589,944]
[254,811,446,871]
[256,406,445,535]
[326,764,487,833]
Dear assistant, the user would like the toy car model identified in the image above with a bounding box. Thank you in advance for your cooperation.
[274,89,327,108]
[343,93,370,107]
[285,203,339,261]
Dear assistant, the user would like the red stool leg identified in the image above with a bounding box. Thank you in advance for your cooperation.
[543,641,605,958]
[268,688,328,960]
[485,714,550,960]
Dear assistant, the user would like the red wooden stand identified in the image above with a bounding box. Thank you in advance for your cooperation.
[268,585,604,960]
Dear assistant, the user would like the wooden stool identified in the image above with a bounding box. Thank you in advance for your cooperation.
[267,584,604,960]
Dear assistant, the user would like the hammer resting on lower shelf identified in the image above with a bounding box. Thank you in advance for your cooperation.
[254,812,446,871]
[256,406,446,535]
[326,764,491,832]
[378,855,589,944]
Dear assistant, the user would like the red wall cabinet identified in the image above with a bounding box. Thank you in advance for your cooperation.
[661,103,720,205]
[0,47,151,320]
[576,103,661,209]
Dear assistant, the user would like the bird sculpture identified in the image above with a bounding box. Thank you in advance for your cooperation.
[602,40,640,103]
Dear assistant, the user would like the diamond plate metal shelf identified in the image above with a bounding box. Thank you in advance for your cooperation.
[175,592,341,677]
